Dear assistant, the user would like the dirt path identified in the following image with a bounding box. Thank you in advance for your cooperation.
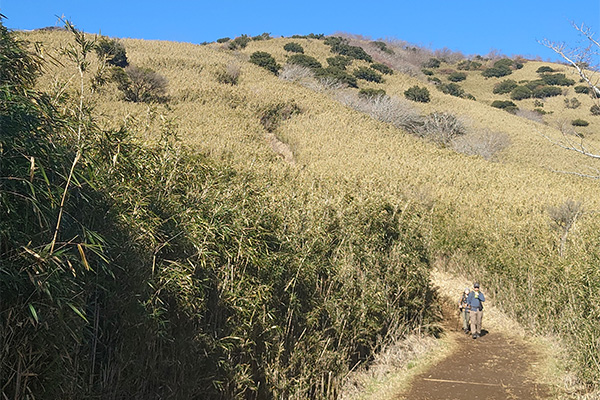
[396,270,553,400]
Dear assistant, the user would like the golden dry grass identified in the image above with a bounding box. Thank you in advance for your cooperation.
[19,29,600,392]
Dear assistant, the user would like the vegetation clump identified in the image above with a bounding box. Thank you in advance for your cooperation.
[457,60,482,70]
[371,40,394,54]
[574,85,590,94]
[286,54,322,70]
[404,85,431,102]
[216,37,230,43]
[359,88,387,99]
[353,66,384,83]
[536,65,554,73]
[438,82,465,97]
[541,73,575,86]
[532,85,562,98]
[481,58,514,78]
[493,79,518,94]
[112,65,168,102]
[327,55,352,70]
[95,36,128,67]
[447,72,467,82]
[325,36,373,62]
[315,66,358,88]
[249,51,280,74]
[571,118,589,126]
[491,100,518,112]
[283,42,304,53]
[510,85,533,100]
[371,62,394,75]
[228,35,251,49]
[423,58,441,68]
[591,104,600,115]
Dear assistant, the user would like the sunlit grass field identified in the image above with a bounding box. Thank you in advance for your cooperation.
[21,28,600,391]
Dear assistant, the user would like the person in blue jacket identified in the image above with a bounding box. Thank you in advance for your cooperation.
[467,282,485,339]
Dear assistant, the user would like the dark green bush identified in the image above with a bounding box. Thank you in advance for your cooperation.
[249,51,280,74]
[438,82,465,97]
[327,55,352,70]
[457,60,482,70]
[353,66,384,83]
[447,72,467,82]
[371,63,393,75]
[574,85,590,94]
[359,88,387,98]
[536,65,554,73]
[228,35,251,49]
[428,76,442,84]
[287,54,322,70]
[252,32,272,41]
[95,37,128,67]
[572,118,589,126]
[510,86,532,100]
[423,58,441,68]
[284,42,304,53]
[325,37,373,62]
[591,105,600,115]
[421,69,434,76]
[482,65,512,78]
[371,41,394,54]
[491,100,518,112]
[525,80,546,91]
[494,58,514,69]
[217,37,231,43]
[315,67,358,88]
[493,79,518,94]
[291,33,324,39]
[564,97,581,109]
[541,73,575,86]
[112,65,168,103]
[532,85,562,98]
[404,85,431,102]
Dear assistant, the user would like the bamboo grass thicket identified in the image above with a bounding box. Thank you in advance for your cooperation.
[0,21,439,399]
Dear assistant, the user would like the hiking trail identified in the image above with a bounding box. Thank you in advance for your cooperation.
[395,269,555,400]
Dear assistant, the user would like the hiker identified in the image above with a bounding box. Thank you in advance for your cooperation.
[467,282,485,339]
[458,287,470,334]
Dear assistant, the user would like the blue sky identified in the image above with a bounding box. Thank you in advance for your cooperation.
[1,0,599,61]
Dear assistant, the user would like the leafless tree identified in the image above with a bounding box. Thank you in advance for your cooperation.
[540,22,600,176]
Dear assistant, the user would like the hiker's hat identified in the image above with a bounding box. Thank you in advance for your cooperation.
[464,287,470,293]
[473,282,480,288]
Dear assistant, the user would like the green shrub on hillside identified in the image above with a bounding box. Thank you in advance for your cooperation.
[421,68,434,76]
[564,97,581,109]
[327,55,352,70]
[371,63,393,75]
[591,105,600,115]
[482,59,514,78]
[216,37,230,43]
[532,85,562,98]
[541,73,575,86]
[457,60,482,70]
[249,51,280,74]
[438,82,465,97]
[252,32,272,41]
[359,88,387,99]
[404,85,431,102]
[315,66,358,87]
[510,86,533,100]
[428,76,442,84]
[228,35,251,49]
[325,36,373,62]
[448,72,467,82]
[574,85,590,94]
[571,118,589,126]
[95,36,128,67]
[353,66,384,83]
[287,54,322,70]
[284,42,304,53]
[423,58,441,68]
[291,33,325,39]
[493,79,518,94]
[536,65,554,73]
[491,100,518,112]
[371,40,394,54]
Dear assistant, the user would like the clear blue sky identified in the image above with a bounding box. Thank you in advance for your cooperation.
[1,0,599,61]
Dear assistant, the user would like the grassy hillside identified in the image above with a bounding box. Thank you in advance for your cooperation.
[5,24,600,397]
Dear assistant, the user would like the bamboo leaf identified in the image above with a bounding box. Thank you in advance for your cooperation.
[77,243,91,271]
[68,302,89,323]
[28,303,39,323]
